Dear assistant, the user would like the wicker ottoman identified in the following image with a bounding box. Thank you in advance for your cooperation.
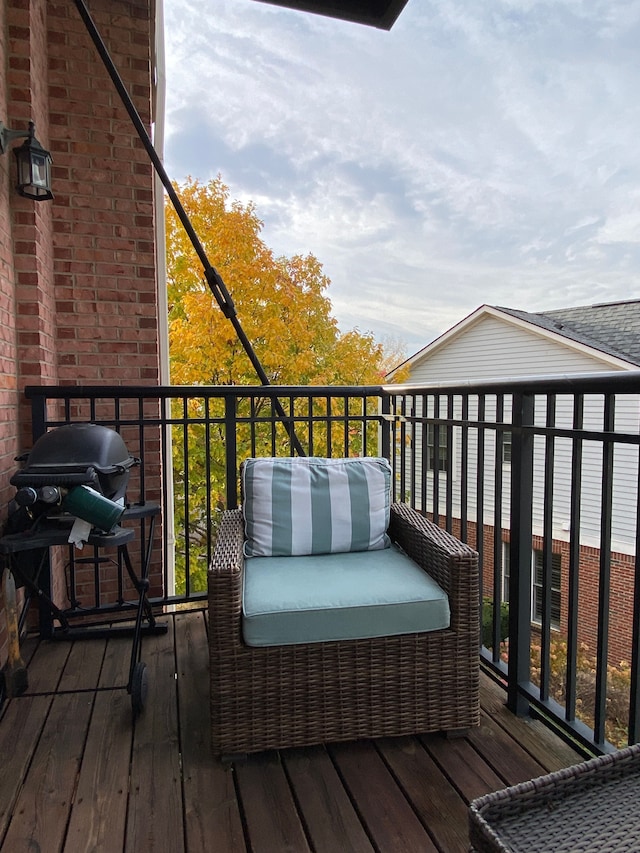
[468,743,640,852]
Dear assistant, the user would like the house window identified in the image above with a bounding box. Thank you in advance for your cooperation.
[502,430,512,464]
[502,545,561,629]
[502,546,510,603]
[426,423,448,471]
[532,550,562,629]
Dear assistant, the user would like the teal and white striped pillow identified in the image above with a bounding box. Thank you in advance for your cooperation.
[241,457,392,557]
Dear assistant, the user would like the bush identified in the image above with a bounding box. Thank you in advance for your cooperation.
[529,638,631,748]
[482,597,509,649]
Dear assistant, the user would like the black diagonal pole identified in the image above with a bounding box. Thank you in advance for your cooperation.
[73,0,304,456]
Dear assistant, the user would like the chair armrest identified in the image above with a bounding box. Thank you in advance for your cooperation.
[208,508,245,650]
[389,502,479,633]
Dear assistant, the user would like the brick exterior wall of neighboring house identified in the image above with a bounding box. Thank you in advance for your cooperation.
[0,0,159,666]
[450,517,635,668]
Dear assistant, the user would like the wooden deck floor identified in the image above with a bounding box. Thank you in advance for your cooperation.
[0,608,585,852]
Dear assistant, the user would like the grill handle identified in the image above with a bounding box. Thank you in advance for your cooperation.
[10,468,100,488]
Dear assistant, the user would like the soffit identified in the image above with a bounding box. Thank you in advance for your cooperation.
[250,0,409,29]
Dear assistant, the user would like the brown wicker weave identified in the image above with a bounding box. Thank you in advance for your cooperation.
[469,743,640,852]
[208,501,480,756]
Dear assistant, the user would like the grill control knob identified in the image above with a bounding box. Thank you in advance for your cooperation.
[15,487,38,506]
[39,485,62,504]
[14,485,62,506]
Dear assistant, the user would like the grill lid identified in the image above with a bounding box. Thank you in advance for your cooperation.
[10,424,139,500]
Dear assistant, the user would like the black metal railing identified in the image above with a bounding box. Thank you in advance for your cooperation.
[22,371,640,753]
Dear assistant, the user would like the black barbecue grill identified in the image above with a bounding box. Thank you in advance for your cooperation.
[0,423,164,718]
[11,422,138,512]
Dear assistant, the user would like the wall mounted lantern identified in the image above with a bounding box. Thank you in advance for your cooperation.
[0,120,53,201]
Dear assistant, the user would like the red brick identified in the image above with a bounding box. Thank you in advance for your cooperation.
[1,0,161,650]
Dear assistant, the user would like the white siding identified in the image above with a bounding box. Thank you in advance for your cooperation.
[409,315,625,384]
[399,312,640,555]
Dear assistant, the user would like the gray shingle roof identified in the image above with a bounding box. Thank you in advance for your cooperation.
[496,300,640,367]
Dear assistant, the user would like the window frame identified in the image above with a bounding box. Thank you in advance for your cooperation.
[425,422,449,472]
[501,544,561,630]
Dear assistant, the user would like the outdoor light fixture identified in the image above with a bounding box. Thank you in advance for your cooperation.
[0,120,53,201]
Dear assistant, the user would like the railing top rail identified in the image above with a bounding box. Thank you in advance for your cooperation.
[23,384,387,399]
[24,370,640,402]
[384,369,640,396]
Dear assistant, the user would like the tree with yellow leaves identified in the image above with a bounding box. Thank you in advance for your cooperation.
[166,175,394,387]
[165,176,407,591]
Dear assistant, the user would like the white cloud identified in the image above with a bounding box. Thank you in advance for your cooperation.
[597,211,640,244]
[163,0,640,351]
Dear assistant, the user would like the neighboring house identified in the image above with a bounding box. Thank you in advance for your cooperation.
[390,300,640,663]
[397,300,640,383]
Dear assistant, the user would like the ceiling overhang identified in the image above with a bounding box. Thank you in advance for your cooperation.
[250,0,409,29]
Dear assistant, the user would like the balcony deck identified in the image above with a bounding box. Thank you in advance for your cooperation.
[0,608,585,853]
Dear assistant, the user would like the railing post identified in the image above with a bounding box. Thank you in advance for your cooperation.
[380,393,391,462]
[224,394,238,509]
[507,391,534,715]
[630,468,640,744]
[594,394,615,744]
[25,390,54,637]
[28,390,48,442]
[565,394,583,723]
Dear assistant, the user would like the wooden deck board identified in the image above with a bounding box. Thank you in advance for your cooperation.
[469,709,549,784]
[329,740,439,852]
[478,674,583,773]
[421,732,506,803]
[2,681,96,849]
[125,616,185,853]
[377,736,471,853]
[175,611,246,852]
[0,609,586,852]
[0,695,52,838]
[283,746,375,853]
[65,637,133,853]
[235,751,313,852]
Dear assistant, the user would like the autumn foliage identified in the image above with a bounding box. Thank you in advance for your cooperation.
[166,176,396,387]
[165,177,407,591]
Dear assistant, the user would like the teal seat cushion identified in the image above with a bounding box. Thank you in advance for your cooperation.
[242,545,450,647]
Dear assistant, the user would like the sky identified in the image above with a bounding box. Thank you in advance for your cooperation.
[162,0,640,357]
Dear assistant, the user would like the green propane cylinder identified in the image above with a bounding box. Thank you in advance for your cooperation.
[62,485,124,532]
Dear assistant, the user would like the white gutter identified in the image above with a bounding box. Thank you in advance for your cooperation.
[151,0,176,594]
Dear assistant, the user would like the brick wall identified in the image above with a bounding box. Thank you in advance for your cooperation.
[0,0,17,661]
[1,0,159,666]
[48,0,158,386]
[450,516,635,668]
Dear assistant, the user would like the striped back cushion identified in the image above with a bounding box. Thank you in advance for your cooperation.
[241,457,392,557]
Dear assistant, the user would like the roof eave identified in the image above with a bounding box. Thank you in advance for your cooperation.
[250,0,409,29]
[393,304,640,377]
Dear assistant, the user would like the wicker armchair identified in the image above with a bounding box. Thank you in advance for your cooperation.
[208,501,480,756]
